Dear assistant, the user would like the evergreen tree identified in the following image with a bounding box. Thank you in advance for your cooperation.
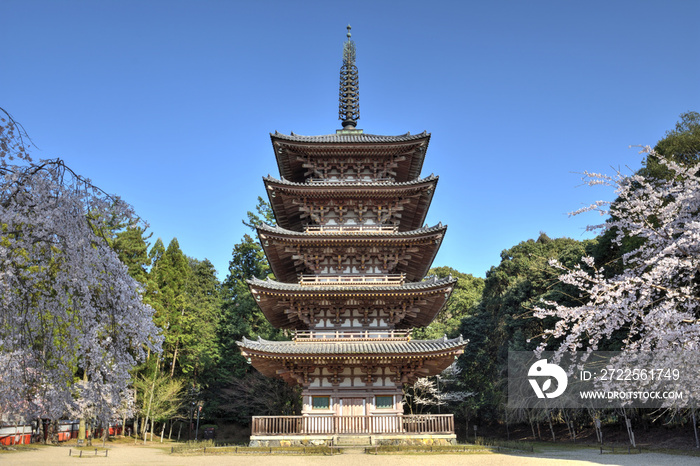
[180,258,221,386]
[150,238,190,378]
[113,226,152,284]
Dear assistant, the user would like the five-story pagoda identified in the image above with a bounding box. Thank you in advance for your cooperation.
[238,27,466,446]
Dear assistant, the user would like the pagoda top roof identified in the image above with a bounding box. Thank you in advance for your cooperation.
[271,130,430,144]
[248,275,455,293]
[238,334,466,356]
[270,131,430,183]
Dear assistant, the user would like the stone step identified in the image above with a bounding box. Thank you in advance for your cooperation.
[335,436,371,446]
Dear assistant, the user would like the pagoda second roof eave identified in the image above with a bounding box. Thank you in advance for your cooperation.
[237,335,467,357]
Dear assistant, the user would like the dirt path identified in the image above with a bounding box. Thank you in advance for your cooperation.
[1,443,697,466]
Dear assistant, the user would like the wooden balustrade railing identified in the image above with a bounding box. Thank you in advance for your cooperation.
[307,178,393,184]
[293,329,411,341]
[251,414,454,436]
[304,224,398,234]
[299,274,405,286]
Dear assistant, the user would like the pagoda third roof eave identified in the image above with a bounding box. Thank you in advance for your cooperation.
[257,223,447,284]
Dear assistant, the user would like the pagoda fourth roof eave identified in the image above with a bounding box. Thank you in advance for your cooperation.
[256,221,446,238]
[263,174,439,190]
[264,175,438,232]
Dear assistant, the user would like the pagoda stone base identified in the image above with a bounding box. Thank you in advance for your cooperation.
[249,433,457,447]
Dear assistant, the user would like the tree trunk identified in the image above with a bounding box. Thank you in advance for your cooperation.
[79,418,86,442]
[86,420,91,447]
[143,362,159,444]
[623,410,635,448]
[36,418,44,445]
[168,420,173,440]
[150,419,154,442]
[547,411,556,442]
[171,340,179,378]
[504,407,510,441]
[160,422,165,443]
[692,408,699,449]
[177,422,182,441]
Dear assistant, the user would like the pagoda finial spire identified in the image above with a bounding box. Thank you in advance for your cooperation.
[339,25,359,130]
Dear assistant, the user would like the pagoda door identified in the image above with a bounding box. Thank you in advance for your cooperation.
[340,398,366,433]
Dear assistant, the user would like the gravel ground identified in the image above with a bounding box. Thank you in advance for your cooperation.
[1,443,698,466]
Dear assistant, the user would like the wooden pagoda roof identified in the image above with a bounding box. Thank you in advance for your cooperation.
[270,131,431,183]
[247,275,456,329]
[237,335,466,385]
[239,334,465,356]
[257,223,447,283]
[264,175,438,232]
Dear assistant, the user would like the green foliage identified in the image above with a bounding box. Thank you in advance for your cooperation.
[413,267,484,340]
[206,198,296,419]
[135,371,186,423]
[216,234,280,383]
[454,233,591,421]
[242,196,275,231]
[595,111,700,277]
[643,111,700,177]
[150,238,191,377]
[216,370,301,425]
[113,226,152,284]
[179,258,221,385]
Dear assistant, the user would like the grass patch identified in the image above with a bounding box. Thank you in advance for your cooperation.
[0,444,44,455]
[365,443,535,455]
[171,443,336,456]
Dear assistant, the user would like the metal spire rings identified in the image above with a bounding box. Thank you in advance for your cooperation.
[339,25,359,129]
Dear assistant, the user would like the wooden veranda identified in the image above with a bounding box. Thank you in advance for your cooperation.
[251,414,454,436]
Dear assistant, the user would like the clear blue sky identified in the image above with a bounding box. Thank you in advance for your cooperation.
[4,1,699,280]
